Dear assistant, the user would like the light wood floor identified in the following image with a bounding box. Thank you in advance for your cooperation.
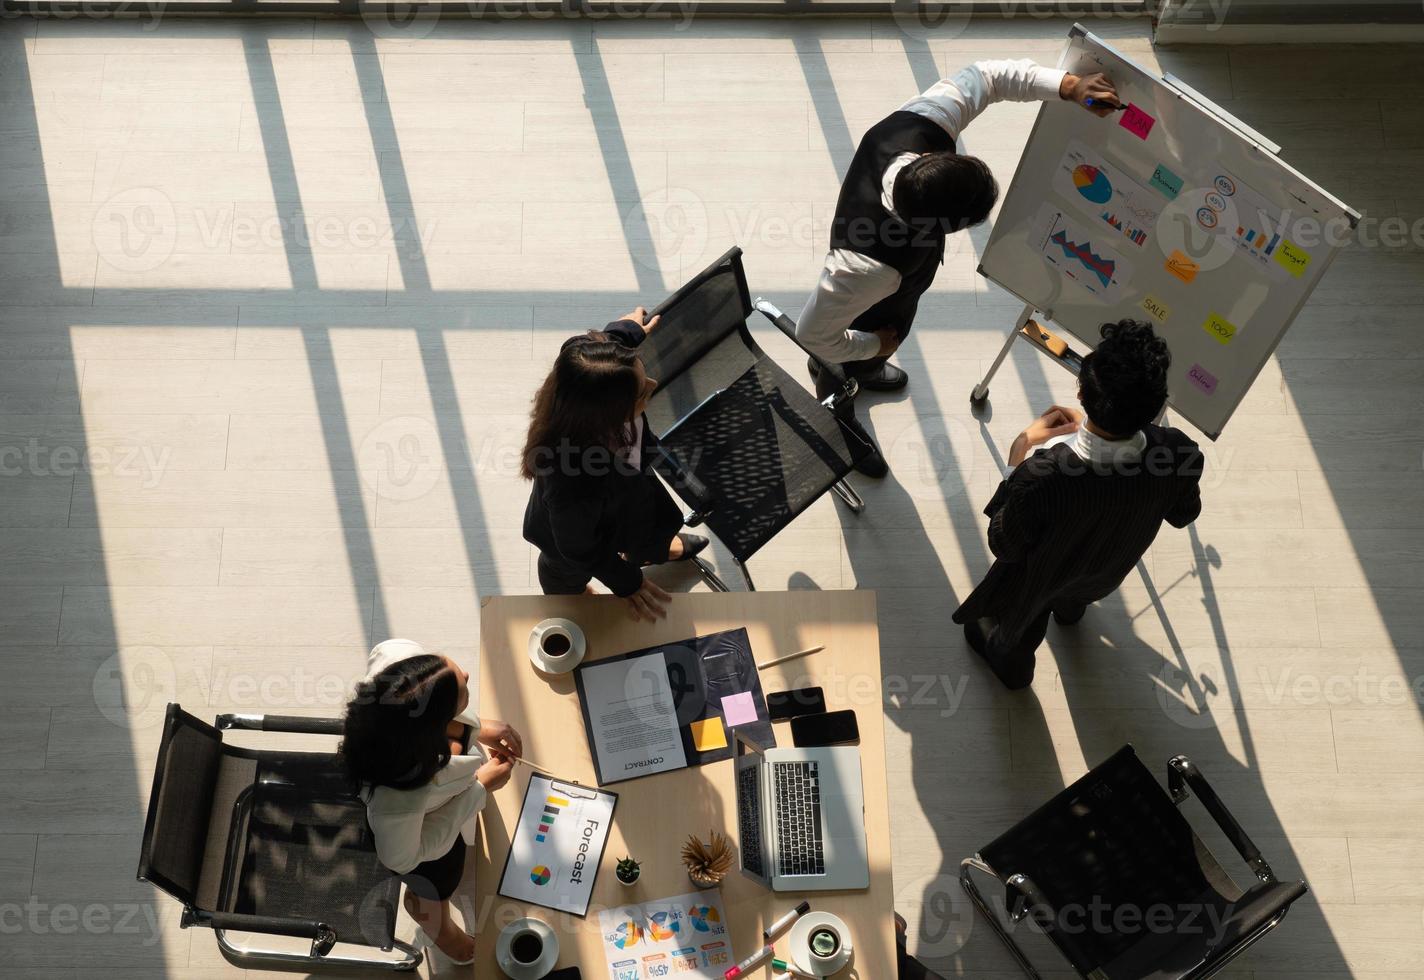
[1,12,1422,978]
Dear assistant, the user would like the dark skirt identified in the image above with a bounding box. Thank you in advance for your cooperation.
[400,837,467,901]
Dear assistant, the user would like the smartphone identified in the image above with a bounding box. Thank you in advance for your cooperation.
[545,969,583,980]
[766,687,827,722]
[791,709,859,747]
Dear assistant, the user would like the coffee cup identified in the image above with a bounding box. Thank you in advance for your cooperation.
[539,626,572,660]
[809,925,842,966]
[510,928,544,965]
[528,618,586,675]
[496,916,558,979]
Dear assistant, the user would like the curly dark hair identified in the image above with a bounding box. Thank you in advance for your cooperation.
[1079,319,1171,436]
[892,151,999,235]
[340,654,460,790]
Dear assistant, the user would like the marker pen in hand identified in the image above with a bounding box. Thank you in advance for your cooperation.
[763,901,810,943]
[724,944,775,979]
[1084,97,1128,111]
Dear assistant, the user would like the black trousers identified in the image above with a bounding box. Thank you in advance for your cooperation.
[813,307,917,421]
[897,934,945,980]
[537,553,597,595]
[982,601,1088,690]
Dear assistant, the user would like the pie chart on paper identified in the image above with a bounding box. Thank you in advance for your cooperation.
[1072,164,1114,205]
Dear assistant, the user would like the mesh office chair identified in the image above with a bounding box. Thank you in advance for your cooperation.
[640,246,873,591]
[960,745,1306,980]
[137,704,420,972]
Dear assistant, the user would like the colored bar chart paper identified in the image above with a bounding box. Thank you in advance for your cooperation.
[600,891,732,980]
[498,775,617,917]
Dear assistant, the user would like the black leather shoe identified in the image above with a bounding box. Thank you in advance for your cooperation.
[859,362,909,392]
[854,448,888,478]
[1052,602,1087,626]
[807,358,910,393]
[669,533,709,562]
[963,618,1035,690]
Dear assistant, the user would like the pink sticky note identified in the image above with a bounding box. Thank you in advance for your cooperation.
[1120,103,1155,140]
[1187,363,1218,395]
[720,692,758,727]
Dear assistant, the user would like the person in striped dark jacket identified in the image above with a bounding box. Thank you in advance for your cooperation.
[954,319,1204,690]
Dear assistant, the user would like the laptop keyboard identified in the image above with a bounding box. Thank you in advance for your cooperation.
[774,761,825,877]
[738,764,766,878]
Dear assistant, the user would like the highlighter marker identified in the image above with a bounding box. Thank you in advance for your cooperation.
[763,900,811,943]
[772,958,816,978]
[724,944,775,979]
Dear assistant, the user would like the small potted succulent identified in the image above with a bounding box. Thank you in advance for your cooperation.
[615,856,642,887]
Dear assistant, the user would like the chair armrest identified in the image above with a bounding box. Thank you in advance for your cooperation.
[752,298,858,409]
[1004,873,1052,926]
[1168,755,1275,883]
[184,909,337,956]
[215,713,344,736]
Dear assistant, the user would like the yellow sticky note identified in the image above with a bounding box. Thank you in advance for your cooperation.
[1274,239,1311,278]
[1202,312,1237,345]
[690,717,728,751]
[1141,294,1170,323]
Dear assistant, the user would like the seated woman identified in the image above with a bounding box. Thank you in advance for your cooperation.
[341,639,522,964]
[522,307,707,621]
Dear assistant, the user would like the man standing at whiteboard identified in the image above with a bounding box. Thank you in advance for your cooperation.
[798,60,1121,476]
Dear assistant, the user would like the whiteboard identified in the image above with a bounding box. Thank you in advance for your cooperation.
[977,25,1358,439]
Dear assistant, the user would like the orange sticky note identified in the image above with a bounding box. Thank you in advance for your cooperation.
[690,717,728,751]
[1166,250,1199,283]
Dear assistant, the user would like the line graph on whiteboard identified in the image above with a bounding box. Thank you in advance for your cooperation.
[1031,203,1133,304]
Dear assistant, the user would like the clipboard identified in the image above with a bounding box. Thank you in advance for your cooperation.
[497,774,617,918]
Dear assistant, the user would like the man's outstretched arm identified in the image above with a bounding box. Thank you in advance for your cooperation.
[901,58,1120,139]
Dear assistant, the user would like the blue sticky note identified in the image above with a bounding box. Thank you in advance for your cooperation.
[1149,163,1183,200]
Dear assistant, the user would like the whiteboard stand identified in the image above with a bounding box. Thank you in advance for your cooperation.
[972,305,1171,427]
[971,303,1085,405]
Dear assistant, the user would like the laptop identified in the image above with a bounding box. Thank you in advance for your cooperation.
[733,730,869,892]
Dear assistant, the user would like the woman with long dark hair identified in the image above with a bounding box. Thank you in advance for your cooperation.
[522,307,706,620]
[341,639,522,964]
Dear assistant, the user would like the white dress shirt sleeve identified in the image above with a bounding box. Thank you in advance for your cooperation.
[900,59,1068,139]
[796,250,903,364]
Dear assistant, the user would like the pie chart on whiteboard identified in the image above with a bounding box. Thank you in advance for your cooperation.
[1072,164,1113,205]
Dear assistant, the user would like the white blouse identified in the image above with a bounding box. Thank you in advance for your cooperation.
[360,639,488,875]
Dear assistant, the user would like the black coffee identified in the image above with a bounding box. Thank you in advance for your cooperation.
[512,932,543,964]
[810,928,840,957]
[542,632,571,656]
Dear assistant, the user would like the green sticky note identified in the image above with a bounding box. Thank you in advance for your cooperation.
[1148,163,1183,200]
[1202,312,1237,345]
[1274,239,1312,278]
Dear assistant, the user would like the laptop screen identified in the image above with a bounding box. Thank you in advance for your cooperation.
[734,731,769,882]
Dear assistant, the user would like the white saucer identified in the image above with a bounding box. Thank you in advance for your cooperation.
[495,917,559,979]
[788,911,853,977]
[528,617,586,675]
